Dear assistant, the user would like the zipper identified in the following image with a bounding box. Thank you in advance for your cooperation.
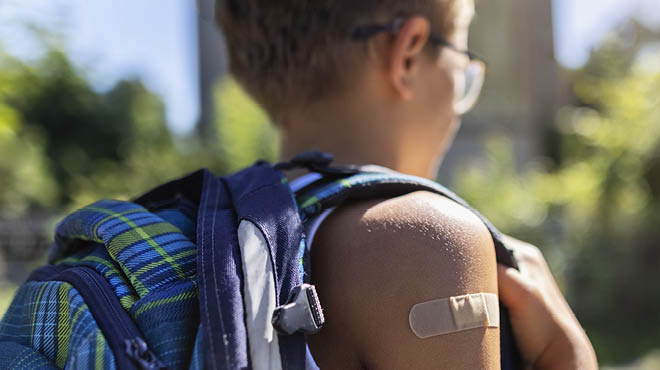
[74,268,166,370]
[124,337,166,370]
[29,265,166,370]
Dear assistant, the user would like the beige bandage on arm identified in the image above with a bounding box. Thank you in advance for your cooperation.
[409,293,499,339]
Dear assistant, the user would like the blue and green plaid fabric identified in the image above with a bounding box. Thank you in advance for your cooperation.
[0,199,201,369]
[51,200,198,298]
[0,281,116,369]
[0,342,58,369]
[295,171,454,220]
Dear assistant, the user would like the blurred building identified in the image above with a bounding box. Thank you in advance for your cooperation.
[438,0,561,182]
[197,0,561,182]
[197,0,227,136]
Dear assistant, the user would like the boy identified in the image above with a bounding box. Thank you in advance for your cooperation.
[217,0,598,369]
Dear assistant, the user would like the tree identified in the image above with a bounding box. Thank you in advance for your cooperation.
[0,34,283,263]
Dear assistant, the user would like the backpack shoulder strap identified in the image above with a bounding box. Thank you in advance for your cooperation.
[294,168,518,269]
[195,162,308,370]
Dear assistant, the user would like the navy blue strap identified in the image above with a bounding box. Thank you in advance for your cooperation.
[295,171,518,269]
[224,162,307,370]
[196,163,307,370]
[196,170,248,370]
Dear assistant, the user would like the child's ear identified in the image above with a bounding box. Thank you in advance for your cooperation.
[388,17,430,100]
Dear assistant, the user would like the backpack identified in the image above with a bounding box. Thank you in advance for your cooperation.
[0,151,522,369]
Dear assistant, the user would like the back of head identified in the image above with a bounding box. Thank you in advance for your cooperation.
[215,0,461,122]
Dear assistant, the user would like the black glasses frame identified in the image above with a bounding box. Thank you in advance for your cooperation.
[351,17,484,63]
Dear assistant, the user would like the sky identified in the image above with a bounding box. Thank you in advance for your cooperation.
[0,0,199,134]
[553,0,660,68]
[0,0,659,134]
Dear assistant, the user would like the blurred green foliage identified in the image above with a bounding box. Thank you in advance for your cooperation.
[0,46,194,215]
[455,28,660,365]
[0,40,278,264]
[211,79,279,173]
[0,283,17,316]
[0,50,59,215]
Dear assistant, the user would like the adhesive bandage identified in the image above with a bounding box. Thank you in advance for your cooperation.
[409,293,499,339]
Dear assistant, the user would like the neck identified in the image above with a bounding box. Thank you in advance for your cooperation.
[278,105,440,179]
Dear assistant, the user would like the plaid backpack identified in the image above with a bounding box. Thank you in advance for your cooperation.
[0,151,522,369]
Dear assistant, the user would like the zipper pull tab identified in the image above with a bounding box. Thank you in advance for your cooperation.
[125,338,166,370]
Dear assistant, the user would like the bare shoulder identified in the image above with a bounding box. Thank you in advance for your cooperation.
[307,191,499,370]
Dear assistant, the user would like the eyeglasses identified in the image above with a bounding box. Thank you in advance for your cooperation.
[352,17,486,115]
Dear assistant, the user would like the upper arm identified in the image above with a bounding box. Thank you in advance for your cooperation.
[307,191,500,370]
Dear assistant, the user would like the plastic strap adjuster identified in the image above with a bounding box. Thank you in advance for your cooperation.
[272,284,325,335]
